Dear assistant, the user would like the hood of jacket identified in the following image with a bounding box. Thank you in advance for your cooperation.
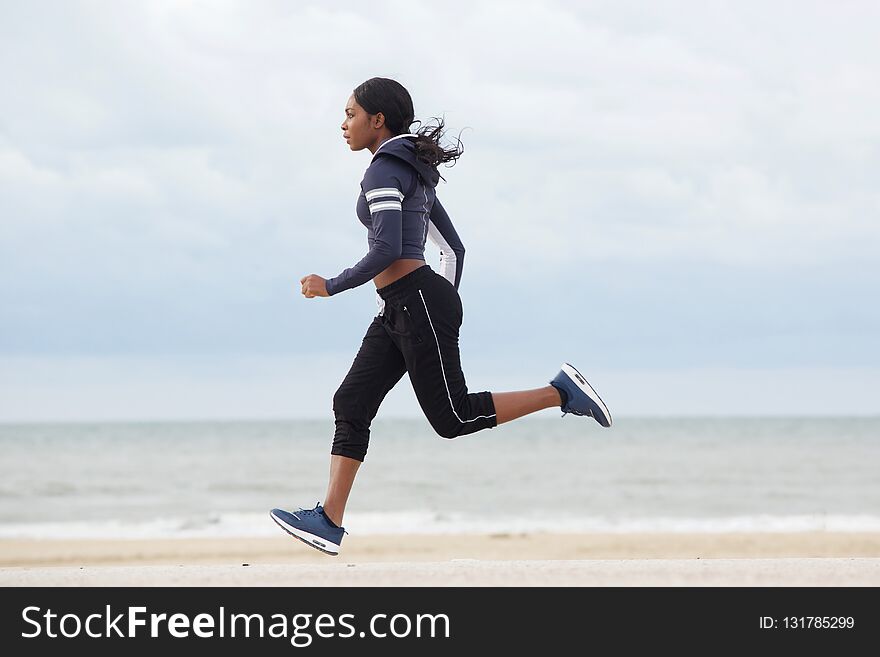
[371,133,440,189]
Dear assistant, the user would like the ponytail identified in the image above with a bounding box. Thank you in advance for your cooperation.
[411,116,465,173]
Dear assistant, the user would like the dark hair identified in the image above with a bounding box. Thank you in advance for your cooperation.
[353,77,465,178]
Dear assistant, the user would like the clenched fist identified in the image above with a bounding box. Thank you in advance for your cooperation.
[300,274,329,298]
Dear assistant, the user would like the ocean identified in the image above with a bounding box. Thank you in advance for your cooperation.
[1,417,878,538]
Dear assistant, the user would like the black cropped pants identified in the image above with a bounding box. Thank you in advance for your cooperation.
[331,264,497,462]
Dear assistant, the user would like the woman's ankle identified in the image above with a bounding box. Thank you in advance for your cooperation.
[322,505,343,527]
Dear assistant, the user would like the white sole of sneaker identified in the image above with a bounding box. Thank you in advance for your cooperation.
[562,362,612,427]
[269,511,341,555]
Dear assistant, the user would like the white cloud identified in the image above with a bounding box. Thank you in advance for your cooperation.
[3,0,878,269]
[1,0,878,389]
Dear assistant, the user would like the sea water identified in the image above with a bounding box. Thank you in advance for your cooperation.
[1,417,878,538]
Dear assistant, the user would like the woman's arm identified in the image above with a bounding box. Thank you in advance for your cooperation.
[426,196,466,290]
[324,207,402,296]
[324,162,410,296]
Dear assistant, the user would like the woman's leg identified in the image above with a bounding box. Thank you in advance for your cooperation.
[322,455,361,527]
[395,274,565,438]
[324,315,406,527]
[491,387,563,425]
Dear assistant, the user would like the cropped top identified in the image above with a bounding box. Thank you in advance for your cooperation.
[325,133,466,296]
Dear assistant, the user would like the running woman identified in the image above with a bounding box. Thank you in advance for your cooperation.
[270,77,611,555]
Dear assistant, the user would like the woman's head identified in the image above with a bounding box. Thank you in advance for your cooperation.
[341,77,464,172]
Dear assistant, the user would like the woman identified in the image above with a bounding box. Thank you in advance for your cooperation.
[270,77,611,555]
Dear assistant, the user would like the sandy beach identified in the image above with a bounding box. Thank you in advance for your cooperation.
[2,532,879,586]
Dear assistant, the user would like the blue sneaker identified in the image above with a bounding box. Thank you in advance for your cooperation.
[549,362,612,427]
[269,503,347,555]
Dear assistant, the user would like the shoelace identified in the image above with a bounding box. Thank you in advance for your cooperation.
[292,504,349,535]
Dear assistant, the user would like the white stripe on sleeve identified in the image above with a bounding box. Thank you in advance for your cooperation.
[365,188,405,202]
[369,200,403,214]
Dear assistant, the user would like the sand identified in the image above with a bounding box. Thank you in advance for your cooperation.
[2,532,879,586]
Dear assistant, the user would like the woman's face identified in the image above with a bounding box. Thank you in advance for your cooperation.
[341,94,380,152]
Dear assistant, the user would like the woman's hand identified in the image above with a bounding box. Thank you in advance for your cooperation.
[300,274,329,298]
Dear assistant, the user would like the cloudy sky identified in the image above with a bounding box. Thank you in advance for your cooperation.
[1,0,878,421]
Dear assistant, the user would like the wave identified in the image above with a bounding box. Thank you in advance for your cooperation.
[2,511,880,539]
